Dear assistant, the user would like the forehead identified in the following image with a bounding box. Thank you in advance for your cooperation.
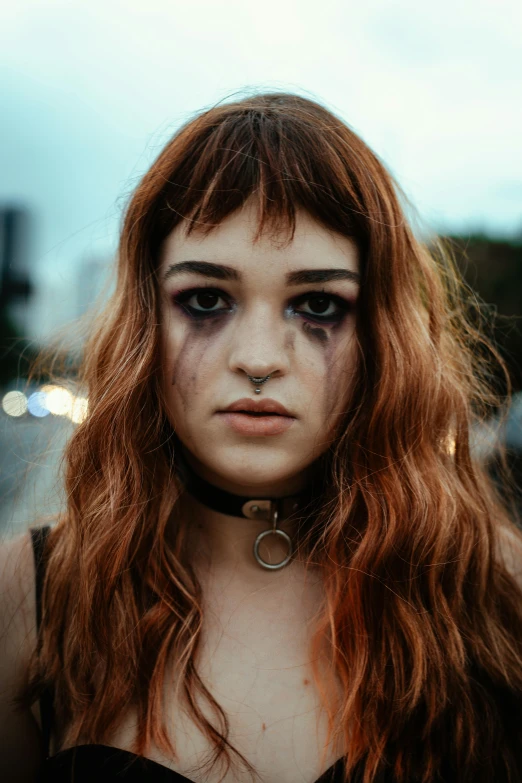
[159,203,359,279]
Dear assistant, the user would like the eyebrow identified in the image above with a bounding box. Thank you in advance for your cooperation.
[163,260,360,285]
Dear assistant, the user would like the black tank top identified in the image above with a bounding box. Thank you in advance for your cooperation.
[30,525,522,782]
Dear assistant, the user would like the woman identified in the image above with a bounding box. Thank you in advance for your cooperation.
[1,92,522,783]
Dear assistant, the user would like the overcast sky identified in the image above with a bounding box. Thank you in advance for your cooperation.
[1,0,521,338]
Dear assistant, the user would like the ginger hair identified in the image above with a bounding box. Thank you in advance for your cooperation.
[16,92,522,782]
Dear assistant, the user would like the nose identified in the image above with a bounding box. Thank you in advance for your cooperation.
[227,303,291,382]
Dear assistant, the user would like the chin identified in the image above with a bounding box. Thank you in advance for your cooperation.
[192,442,311,495]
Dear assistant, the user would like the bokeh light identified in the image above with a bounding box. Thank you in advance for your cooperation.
[0,385,91,422]
[45,386,74,417]
[27,391,51,417]
[2,390,28,417]
[70,396,88,424]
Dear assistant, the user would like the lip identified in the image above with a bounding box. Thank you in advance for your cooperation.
[221,398,294,416]
[217,398,296,437]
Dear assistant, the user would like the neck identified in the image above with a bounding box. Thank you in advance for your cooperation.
[178,445,311,498]
[178,492,304,578]
[175,448,319,576]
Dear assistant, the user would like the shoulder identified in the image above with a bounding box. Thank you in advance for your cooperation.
[0,528,39,673]
[495,524,522,591]
[0,529,43,778]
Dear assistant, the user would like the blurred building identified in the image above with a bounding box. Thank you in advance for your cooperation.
[0,206,33,335]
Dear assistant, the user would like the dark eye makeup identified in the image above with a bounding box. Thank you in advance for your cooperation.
[171,286,355,325]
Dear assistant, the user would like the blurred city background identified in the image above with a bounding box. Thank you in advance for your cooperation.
[1,0,521,537]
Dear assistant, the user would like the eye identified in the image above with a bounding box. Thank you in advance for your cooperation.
[292,292,351,323]
[189,291,222,311]
[172,287,232,318]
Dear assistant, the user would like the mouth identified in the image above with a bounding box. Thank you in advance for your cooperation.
[232,411,278,416]
[220,398,294,417]
[217,398,296,437]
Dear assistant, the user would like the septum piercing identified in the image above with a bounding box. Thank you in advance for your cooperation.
[247,374,272,394]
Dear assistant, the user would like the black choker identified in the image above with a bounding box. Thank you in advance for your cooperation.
[177,456,310,571]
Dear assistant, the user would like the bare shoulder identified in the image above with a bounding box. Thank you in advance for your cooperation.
[0,529,38,659]
[0,528,43,781]
[495,523,522,591]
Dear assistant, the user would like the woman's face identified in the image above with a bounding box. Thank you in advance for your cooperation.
[159,202,360,496]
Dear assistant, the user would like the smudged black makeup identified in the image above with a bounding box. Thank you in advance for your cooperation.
[170,286,355,326]
[169,324,225,421]
[288,291,354,325]
[171,287,235,320]
[303,321,329,344]
[170,317,225,389]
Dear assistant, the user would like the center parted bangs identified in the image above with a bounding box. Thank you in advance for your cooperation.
[141,93,401,265]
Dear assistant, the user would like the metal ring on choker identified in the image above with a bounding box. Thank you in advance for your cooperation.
[253,509,293,570]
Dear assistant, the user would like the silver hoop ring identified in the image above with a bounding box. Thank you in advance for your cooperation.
[253,528,293,570]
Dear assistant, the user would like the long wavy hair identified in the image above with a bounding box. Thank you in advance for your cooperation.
[16,92,522,782]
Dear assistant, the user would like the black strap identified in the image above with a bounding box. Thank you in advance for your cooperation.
[183,465,281,517]
[29,525,55,759]
[177,450,310,521]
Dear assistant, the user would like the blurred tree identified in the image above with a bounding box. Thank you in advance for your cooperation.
[446,234,522,395]
[446,234,522,522]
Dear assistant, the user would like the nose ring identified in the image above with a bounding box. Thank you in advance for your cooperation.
[247,374,271,394]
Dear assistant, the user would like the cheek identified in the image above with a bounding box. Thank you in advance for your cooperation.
[323,336,358,435]
[300,321,357,433]
[162,316,228,421]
